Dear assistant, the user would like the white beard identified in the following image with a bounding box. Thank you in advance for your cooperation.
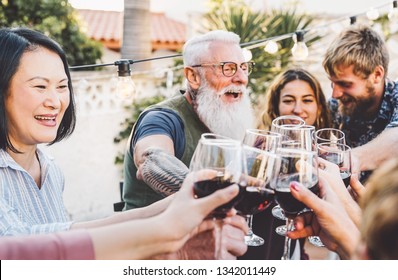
[194,82,255,141]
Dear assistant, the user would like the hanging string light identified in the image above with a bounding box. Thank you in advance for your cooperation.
[115,60,135,100]
[242,48,253,61]
[367,7,380,21]
[264,40,279,54]
[389,1,398,33]
[69,1,394,93]
[389,1,398,21]
[291,30,309,61]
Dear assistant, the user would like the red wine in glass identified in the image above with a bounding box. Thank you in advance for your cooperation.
[194,175,241,218]
[340,170,351,188]
[234,184,275,215]
[275,175,319,218]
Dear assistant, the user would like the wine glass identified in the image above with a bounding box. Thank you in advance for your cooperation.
[317,142,352,187]
[271,115,305,133]
[271,116,304,221]
[242,129,281,246]
[274,148,319,260]
[242,129,281,152]
[201,133,235,141]
[271,118,313,222]
[236,144,280,246]
[279,125,316,152]
[273,126,316,235]
[313,128,345,145]
[189,138,243,259]
[307,130,347,248]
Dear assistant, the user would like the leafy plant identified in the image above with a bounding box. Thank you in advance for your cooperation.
[0,0,102,66]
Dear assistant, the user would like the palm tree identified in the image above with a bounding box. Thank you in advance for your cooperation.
[122,0,151,71]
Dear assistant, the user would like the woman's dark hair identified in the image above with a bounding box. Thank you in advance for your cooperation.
[0,27,76,152]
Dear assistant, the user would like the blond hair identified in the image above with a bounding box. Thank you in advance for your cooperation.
[360,159,398,259]
[323,25,389,79]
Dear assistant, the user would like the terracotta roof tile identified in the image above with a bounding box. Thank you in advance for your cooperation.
[76,9,186,50]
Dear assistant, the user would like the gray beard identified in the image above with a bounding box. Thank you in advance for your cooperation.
[194,82,255,141]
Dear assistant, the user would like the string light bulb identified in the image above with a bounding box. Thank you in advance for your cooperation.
[366,7,379,21]
[389,1,398,33]
[291,30,308,61]
[115,60,135,100]
[242,48,253,61]
[389,1,398,21]
[264,40,279,54]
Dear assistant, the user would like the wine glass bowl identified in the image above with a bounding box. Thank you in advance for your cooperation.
[313,128,346,145]
[271,115,305,132]
[235,145,280,216]
[317,142,352,188]
[242,129,282,152]
[190,139,243,218]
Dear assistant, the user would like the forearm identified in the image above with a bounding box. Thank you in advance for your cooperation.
[0,230,95,260]
[90,216,181,259]
[139,148,189,196]
[71,195,174,229]
[352,127,398,171]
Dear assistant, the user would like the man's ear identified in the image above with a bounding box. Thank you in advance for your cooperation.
[184,67,201,90]
[372,65,385,84]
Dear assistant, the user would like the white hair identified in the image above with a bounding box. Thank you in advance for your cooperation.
[183,30,241,66]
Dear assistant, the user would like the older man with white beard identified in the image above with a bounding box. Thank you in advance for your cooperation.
[121,30,253,259]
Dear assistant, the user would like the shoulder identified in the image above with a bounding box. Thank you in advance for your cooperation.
[385,80,398,101]
[137,109,184,132]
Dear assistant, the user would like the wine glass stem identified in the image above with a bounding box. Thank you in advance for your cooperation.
[246,215,254,236]
[281,218,294,260]
[214,218,223,259]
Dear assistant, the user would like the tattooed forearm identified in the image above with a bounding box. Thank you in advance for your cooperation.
[139,148,189,197]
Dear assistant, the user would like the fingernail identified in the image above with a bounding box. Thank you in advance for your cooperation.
[290,181,300,192]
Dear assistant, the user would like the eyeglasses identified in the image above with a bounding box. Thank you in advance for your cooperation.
[191,61,255,77]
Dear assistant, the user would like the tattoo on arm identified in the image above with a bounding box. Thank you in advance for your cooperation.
[140,148,189,196]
